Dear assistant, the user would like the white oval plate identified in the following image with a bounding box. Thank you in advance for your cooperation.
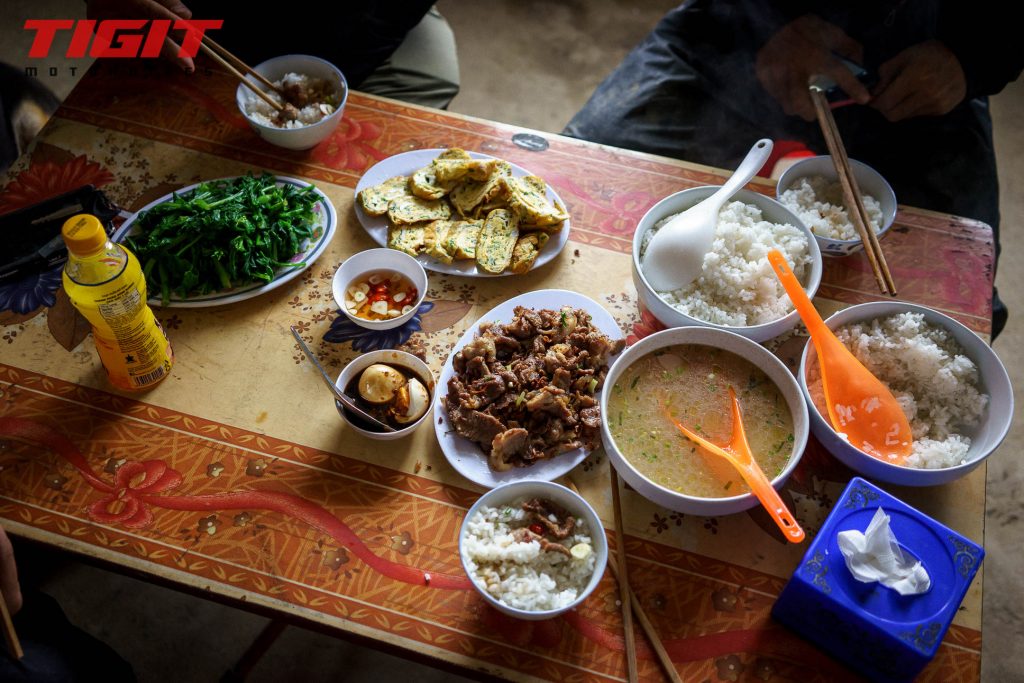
[353,148,570,277]
[434,289,624,488]
[113,176,337,308]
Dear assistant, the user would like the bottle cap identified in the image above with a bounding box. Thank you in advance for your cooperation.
[62,214,108,256]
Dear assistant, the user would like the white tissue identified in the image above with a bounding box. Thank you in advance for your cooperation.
[837,507,931,596]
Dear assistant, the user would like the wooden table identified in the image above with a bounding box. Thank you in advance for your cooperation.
[0,60,994,682]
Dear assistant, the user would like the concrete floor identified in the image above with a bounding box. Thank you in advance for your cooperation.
[2,1,1022,681]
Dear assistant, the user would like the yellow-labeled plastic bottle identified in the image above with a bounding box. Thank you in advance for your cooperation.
[61,214,173,391]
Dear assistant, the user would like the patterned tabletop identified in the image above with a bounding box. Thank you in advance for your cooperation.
[0,60,994,682]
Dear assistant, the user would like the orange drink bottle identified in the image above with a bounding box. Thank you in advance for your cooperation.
[61,214,173,391]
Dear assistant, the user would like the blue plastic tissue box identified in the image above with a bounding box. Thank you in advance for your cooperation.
[772,477,983,682]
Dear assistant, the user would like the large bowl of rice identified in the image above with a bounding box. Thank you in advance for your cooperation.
[633,186,822,343]
[459,480,607,620]
[776,156,897,258]
[235,54,347,151]
[799,301,1013,486]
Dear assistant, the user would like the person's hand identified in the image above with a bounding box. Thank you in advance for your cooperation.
[0,527,22,616]
[86,0,195,72]
[870,40,967,121]
[755,14,871,121]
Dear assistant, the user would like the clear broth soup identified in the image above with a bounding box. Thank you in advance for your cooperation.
[607,344,794,498]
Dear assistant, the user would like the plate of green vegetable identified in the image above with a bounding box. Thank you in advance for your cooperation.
[114,173,336,307]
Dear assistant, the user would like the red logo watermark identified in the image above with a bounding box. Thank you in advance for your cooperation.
[24,19,222,59]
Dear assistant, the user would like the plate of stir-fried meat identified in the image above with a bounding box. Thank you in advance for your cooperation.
[436,290,625,487]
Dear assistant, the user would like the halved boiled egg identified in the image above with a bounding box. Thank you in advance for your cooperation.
[358,364,406,404]
[391,377,430,424]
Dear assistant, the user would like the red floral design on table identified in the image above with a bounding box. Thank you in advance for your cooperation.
[88,460,183,528]
[627,306,667,345]
[0,153,114,214]
[310,117,387,171]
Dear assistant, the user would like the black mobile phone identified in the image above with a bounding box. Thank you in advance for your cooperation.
[824,56,878,103]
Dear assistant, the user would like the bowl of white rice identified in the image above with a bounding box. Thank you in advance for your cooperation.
[633,186,822,343]
[459,480,607,620]
[776,156,897,258]
[799,301,1012,486]
[235,54,347,150]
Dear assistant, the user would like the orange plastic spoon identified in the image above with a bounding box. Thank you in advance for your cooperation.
[665,388,805,544]
[766,249,912,463]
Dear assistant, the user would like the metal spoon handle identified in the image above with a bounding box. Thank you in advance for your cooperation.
[289,327,396,432]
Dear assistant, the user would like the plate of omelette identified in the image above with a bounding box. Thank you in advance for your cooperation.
[354,148,570,277]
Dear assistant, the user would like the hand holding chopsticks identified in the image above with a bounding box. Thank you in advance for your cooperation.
[124,3,287,113]
[808,80,898,296]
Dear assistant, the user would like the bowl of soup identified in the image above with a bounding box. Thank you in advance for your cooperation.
[600,327,809,515]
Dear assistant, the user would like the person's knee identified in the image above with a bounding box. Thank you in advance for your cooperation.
[358,8,460,109]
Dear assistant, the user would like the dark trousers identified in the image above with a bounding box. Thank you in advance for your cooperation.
[0,590,135,682]
[564,5,1006,338]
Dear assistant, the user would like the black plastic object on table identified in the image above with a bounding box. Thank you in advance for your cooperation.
[0,185,119,285]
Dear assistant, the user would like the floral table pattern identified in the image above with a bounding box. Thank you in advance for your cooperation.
[0,60,992,682]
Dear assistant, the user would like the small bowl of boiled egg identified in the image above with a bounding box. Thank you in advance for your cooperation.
[334,349,435,440]
[333,248,428,331]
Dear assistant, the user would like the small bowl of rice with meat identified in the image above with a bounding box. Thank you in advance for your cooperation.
[633,186,822,343]
[800,301,1012,486]
[459,480,607,620]
[236,54,347,150]
[776,155,897,258]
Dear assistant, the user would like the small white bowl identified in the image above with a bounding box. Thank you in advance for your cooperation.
[236,54,348,151]
[458,480,608,621]
[333,248,428,331]
[633,186,822,343]
[600,327,809,516]
[776,156,898,258]
[334,349,434,440]
[799,302,1013,486]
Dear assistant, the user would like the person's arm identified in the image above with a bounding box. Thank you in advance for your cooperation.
[754,14,870,121]
[869,40,966,122]
[937,0,1024,102]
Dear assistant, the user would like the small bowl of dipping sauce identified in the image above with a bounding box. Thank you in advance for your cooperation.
[334,349,434,439]
[333,248,428,331]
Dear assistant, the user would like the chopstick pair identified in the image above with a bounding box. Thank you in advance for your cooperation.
[567,477,682,683]
[808,83,898,296]
[0,590,21,660]
[144,6,287,113]
[196,36,286,113]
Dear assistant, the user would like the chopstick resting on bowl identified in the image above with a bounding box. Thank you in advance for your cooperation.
[196,40,284,113]
[808,80,897,296]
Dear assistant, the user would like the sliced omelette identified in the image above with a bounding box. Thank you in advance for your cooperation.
[446,220,483,260]
[450,161,512,217]
[475,209,520,274]
[434,157,497,184]
[358,175,409,216]
[504,175,569,230]
[509,232,550,274]
[409,166,450,200]
[387,224,426,256]
[424,219,455,263]
[387,194,451,225]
